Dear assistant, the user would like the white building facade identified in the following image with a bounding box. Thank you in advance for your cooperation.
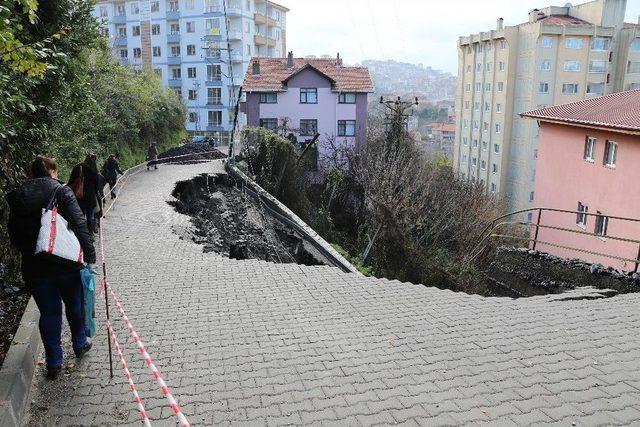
[93,0,288,142]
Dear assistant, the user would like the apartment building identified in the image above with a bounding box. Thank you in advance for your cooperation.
[242,53,374,166]
[453,0,640,214]
[521,89,640,271]
[93,0,288,142]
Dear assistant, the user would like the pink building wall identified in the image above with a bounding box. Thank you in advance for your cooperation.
[533,122,640,271]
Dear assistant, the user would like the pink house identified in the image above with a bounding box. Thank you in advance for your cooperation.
[522,89,640,271]
[241,53,374,164]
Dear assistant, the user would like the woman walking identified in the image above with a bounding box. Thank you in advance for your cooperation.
[7,156,95,379]
[147,142,159,171]
[69,154,103,232]
[102,154,124,199]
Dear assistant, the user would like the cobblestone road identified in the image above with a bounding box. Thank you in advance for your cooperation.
[25,161,640,426]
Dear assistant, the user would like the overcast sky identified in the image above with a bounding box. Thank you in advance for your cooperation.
[285,0,640,74]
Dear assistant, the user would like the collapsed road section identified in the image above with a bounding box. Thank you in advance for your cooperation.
[170,173,331,266]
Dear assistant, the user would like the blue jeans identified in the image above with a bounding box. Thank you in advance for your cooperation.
[29,270,88,368]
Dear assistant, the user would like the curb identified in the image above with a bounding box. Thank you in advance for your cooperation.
[0,298,41,427]
[225,163,360,274]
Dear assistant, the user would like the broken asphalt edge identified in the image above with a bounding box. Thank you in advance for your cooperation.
[0,297,41,427]
[225,162,361,275]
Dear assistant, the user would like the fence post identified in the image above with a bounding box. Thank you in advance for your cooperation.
[532,208,542,251]
[634,242,640,273]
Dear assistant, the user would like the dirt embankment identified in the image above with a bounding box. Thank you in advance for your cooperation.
[170,173,324,266]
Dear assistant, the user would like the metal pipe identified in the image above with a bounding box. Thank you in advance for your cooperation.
[532,208,542,251]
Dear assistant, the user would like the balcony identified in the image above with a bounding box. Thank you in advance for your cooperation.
[254,34,276,47]
[226,5,243,17]
[206,124,225,131]
[227,30,243,41]
[168,56,181,65]
[204,6,223,16]
[207,99,223,106]
[168,79,182,87]
[167,33,181,43]
[166,10,180,19]
[254,12,276,27]
[112,15,126,24]
[229,53,243,63]
[205,79,223,86]
[114,37,127,46]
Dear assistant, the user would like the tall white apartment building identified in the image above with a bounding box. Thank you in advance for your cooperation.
[93,0,288,142]
[454,0,640,214]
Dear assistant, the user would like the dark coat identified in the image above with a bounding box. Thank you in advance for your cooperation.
[69,162,103,213]
[102,158,123,183]
[7,177,97,282]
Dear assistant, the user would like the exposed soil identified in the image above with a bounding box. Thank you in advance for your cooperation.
[158,143,226,164]
[170,173,325,266]
[0,277,29,368]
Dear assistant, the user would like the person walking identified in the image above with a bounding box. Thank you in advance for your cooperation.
[7,156,95,379]
[102,154,124,199]
[69,154,102,232]
[147,142,159,171]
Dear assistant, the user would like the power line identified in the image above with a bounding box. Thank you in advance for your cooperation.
[392,0,407,57]
[343,0,367,58]
[365,0,384,56]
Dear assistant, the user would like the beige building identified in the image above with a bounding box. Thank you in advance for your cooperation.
[453,0,640,215]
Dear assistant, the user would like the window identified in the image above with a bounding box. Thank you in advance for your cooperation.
[496,103,502,113]
[185,0,194,9]
[207,64,221,80]
[168,0,179,11]
[589,60,607,73]
[170,23,180,34]
[119,48,127,58]
[473,120,478,130]
[259,118,278,130]
[576,202,588,226]
[497,82,504,92]
[465,83,471,92]
[481,160,486,170]
[490,183,496,192]
[483,122,489,131]
[529,191,534,202]
[100,27,109,38]
[188,112,198,123]
[475,83,481,92]
[207,87,221,104]
[539,82,549,93]
[499,39,506,49]
[485,41,492,51]
[462,137,468,146]
[132,25,140,36]
[471,157,477,167]
[338,93,357,104]
[564,60,580,72]
[186,21,196,33]
[187,67,197,78]
[151,1,160,12]
[472,139,478,148]
[494,144,500,154]
[187,44,196,55]
[462,154,467,163]
[463,119,468,129]
[170,45,180,56]
[632,38,640,52]
[208,110,222,126]
[464,101,470,109]
[205,0,219,12]
[259,92,277,103]
[152,46,161,57]
[154,68,162,77]
[566,38,583,49]
[245,22,251,33]
[300,88,317,104]
[495,123,501,134]
[99,6,108,17]
[594,212,608,236]
[482,141,487,151]
[603,140,617,167]
[492,163,497,174]
[188,90,197,100]
[562,83,579,94]
[246,44,251,55]
[300,119,318,136]
[484,101,489,111]
[499,61,505,71]
[246,0,250,10]
[116,3,126,16]
[485,83,491,92]
[628,61,640,74]
[590,37,609,51]
[337,120,356,137]
[587,83,604,95]
[171,67,181,79]
[541,36,553,48]
[474,101,479,110]
[206,18,220,34]
[152,24,160,35]
[117,26,126,37]
[133,47,141,58]
[584,137,596,161]
[173,88,181,97]
[130,2,139,14]
[466,65,471,73]
[486,62,492,72]
[541,59,551,71]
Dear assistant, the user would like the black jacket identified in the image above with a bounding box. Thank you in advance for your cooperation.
[69,162,103,214]
[7,177,96,282]
[102,159,124,182]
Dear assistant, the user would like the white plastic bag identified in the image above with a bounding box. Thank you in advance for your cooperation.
[35,189,84,264]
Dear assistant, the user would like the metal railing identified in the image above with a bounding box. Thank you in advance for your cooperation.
[471,207,640,272]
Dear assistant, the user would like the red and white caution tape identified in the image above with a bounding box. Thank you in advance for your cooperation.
[106,281,190,427]
[105,318,152,427]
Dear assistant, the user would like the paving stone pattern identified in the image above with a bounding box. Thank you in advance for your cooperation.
[26,161,640,426]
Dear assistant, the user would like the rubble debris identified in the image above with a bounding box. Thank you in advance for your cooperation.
[170,173,325,266]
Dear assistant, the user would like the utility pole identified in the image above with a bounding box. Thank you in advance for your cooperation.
[379,96,419,136]
[192,79,201,136]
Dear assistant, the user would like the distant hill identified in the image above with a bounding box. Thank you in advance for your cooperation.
[361,59,456,102]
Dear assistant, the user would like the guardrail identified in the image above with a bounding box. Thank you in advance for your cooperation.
[471,207,640,272]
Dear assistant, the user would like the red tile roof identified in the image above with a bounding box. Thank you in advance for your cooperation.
[521,89,640,133]
[243,57,374,93]
[431,123,456,133]
[537,14,592,26]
